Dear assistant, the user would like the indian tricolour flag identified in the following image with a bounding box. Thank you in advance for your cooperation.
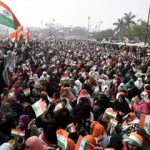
[32,99,47,118]
[9,25,23,41]
[23,88,30,96]
[24,28,30,43]
[75,136,88,150]
[61,73,69,81]
[0,1,20,29]
[139,114,150,135]
[57,129,68,150]
[11,129,25,137]
[110,119,118,127]
[105,108,117,119]
[67,123,76,133]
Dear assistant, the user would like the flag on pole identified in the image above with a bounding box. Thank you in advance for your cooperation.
[9,30,17,41]
[24,28,30,43]
[0,1,20,29]
[56,129,68,150]
[104,108,117,119]
[9,25,23,41]
[67,123,76,133]
[110,119,118,127]
[32,99,47,118]
[139,114,150,135]
[75,136,89,150]
[11,129,25,137]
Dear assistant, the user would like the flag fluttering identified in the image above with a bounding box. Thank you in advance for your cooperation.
[9,25,23,41]
[0,1,20,29]
[25,28,30,43]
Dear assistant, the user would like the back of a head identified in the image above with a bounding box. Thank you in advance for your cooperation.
[91,123,105,138]
[108,135,123,150]
[25,136,47,150]
[84,135,96,150]
[66,138,75,150]
[43,119,58,145]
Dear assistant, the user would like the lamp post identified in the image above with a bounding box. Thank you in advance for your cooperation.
[98,20,103,32]
[88,16,90,39]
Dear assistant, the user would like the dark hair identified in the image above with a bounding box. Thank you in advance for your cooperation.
[108,135,123,150]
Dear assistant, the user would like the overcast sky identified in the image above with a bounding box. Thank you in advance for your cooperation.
[1,0,150,30]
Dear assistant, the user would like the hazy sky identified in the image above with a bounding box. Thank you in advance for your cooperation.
[1,0,150,30]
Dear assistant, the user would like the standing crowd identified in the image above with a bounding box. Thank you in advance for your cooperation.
[0,39,150,150]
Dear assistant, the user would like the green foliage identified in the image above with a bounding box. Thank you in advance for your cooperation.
[124,12,136,28]
[94,29,114,41]
[94,12,150,43]
[121,20,150,42]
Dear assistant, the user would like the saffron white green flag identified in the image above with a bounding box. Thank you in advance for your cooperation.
[32,99,47,118]
[57,134,67,150]
[56,129,68,150]
[0,1,20,29]
[9,25,23,41]
[110,118,118,127]
[139,114,150,135]
[11,129,25,137]
[76,136,89,150]
[67,123,76,133]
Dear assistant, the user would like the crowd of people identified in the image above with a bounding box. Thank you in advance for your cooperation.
[0,38,150,150]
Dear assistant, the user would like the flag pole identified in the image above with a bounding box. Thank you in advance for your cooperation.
[145,6,150,46]
[88,16,90,39]
[89,142,96,149]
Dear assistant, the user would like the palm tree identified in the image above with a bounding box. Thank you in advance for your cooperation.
[113,18,125,32]
[124,12,136,28]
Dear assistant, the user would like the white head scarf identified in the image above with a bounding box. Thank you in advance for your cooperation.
[40,71,49,81]
[22,64,28,71]
[135,77,143,89]
[74,80,82,96]
[118,83,126,91]
[141,91,149,103]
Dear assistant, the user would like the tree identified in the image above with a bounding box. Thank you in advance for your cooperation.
[113,18,125,32]
[70,27,88,36]
[124,12,136,28]
[94,29,114,41]
[121,20,150,42]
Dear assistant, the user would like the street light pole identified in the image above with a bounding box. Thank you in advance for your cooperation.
[88,16,90,39]
[145,6,150,46]
[98,20,103,32]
